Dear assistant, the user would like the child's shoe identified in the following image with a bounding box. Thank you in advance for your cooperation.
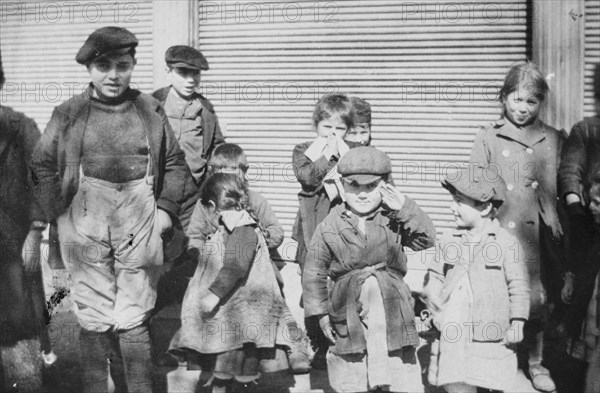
[529,365,556,392]
[41,350,58,367]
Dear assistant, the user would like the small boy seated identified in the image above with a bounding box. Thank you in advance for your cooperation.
[302,146,436,392]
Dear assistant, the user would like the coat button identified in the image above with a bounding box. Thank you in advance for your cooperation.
[507,184,514,191]
[508,221,516,229]
[502,149,510,157]
[526,148,533,154]
[531,180,539,189]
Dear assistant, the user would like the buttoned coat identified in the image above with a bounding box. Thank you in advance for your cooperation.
[470,118,565,315]
[424,220,530,342]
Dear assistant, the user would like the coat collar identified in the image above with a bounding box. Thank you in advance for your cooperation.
[452,217,500,239]
[0,106,21,158]
[495,117,546,148]
[164,87,203,118]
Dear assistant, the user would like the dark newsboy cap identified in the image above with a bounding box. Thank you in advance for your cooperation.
[338,146,392,185]
[442,166,506,206]
[76,26,138,65]
[165,45,209,71]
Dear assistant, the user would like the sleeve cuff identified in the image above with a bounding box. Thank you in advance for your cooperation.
[391,197,418,221]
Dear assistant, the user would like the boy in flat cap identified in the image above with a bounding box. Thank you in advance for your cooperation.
[302,146,435,392]
[32,26,190,393]
[152,45,225,232]
[423,166,530,393]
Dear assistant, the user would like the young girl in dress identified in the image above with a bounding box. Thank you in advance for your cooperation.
[169,173,288,393]
[469,62,564,393]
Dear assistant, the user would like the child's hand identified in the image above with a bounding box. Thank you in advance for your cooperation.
[319,314,338,344]
[561,273,574,304]
[325,133,339,157]
[199,292,220,314]
[502,320,525,346]
[380,183,406,211]
[156,209,173,234]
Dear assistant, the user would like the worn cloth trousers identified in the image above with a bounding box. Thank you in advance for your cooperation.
[325,276,423,392]
[57,170,163,392]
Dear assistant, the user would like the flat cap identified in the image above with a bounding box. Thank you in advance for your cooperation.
[76,26,138,65]
[165,45,209,71]
[442,166,506,206]
[351,96,371,124]
[338,146,391,185]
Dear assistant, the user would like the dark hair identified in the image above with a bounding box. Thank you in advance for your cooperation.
[200,173,249,211]
[499,62,549,104]
[208,143,249,175]
[312,93,354,130]
[350,96,372,124]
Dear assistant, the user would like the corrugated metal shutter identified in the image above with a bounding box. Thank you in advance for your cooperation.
[197,0,528,263]
[585,0,600,118]
[0,1,154,131]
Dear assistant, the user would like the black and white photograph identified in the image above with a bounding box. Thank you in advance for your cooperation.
[1,1,599,392]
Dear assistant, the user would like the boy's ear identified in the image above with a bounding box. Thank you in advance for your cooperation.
[480,201,493,217]
[207,200,217,212]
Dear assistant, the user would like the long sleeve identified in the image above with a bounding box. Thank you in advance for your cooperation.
[558,121,587,201]
[249,191,284,249]
[423,241,445,306]
[156,104,190,218]
[208,225,258,299]
[394,196,436,251]
[31,107,64,222]
[187,202,218,252]
[503,234,530,321]
[293,142,337,191]
[21,116,46,223]
[301,223,332,317]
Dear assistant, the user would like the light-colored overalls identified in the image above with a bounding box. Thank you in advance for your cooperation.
[57,156,163,332]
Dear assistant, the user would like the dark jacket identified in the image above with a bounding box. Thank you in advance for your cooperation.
[151,86,225,185]
[0,105,45,344]
[291,141,342,267]
[559,116,600,204]
[302,198,436,355]
[558,116,600,337]
[31,85,189,222]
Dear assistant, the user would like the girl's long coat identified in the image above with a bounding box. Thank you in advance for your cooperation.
[470,118,565,316]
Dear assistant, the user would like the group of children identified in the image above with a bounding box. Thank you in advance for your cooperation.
[170,60,600,393]
[20,24,599,393]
